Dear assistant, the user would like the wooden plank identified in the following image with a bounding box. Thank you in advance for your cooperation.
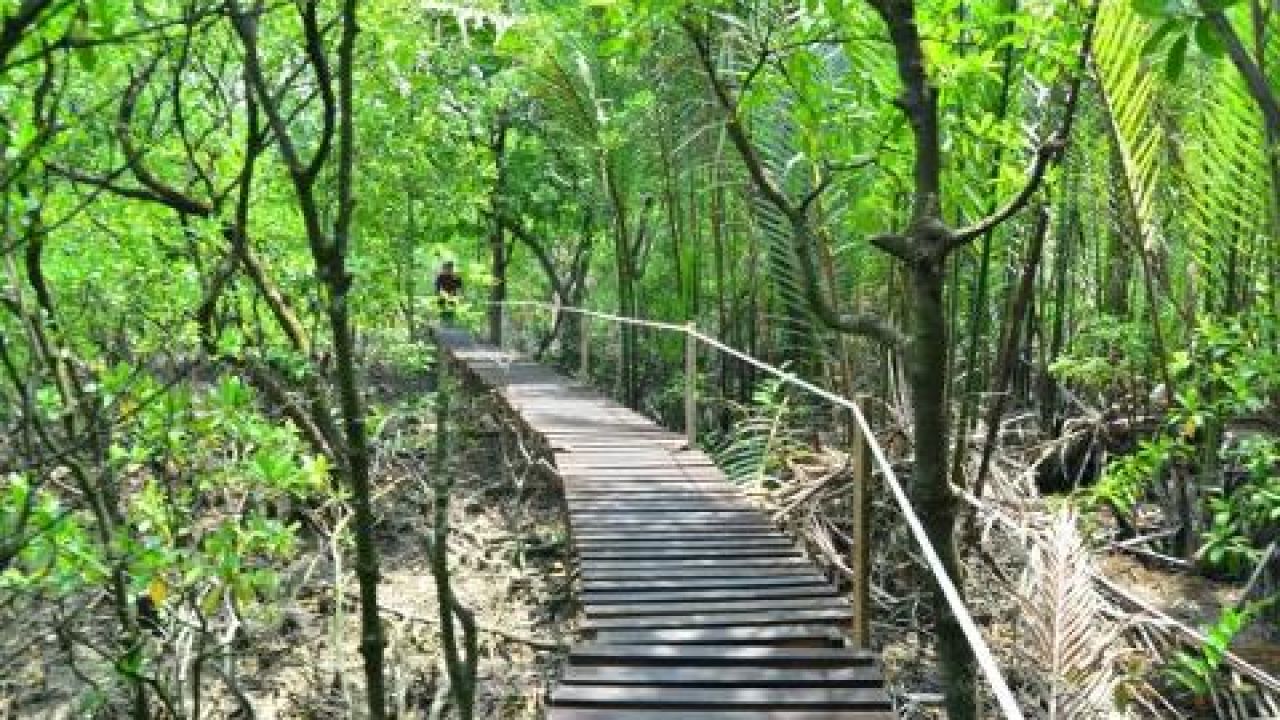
[578,527,778,538]
[581,584,837,605]
[576,535,793,545]
[583,597,850,618]
[581,608,853,630]
[571,513,768,525]
[572,523,774,534]
[592,625,846,646]
[577,547,801,561]
[549,709,897,720]
[562,467,724,477]
[550,685,892,709]
[568,645,879,667]
[581,557,810,572]
[565,484,735,493]
[579,566,820,581]
[564,485,735,495]
[567,500,754,511]
[581,575,831,592]
[560,665,882,688]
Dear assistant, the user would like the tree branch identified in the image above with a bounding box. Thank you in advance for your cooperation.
[684,18,906,350]
[948,0,1098,248]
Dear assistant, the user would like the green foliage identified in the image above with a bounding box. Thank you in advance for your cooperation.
[1082,313,1280,579]
[1203,436,1280,572]
[711,376,809,486]
[0,476,106,594]
[1165,601,1269,698]
[1132,0,1241,79]
[1050,315,1162,400]
[1085,435,1184,516]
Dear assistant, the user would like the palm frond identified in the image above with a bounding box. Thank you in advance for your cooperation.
[1181,64,1271,293]
[1018,509,1130,719]
[711,376,807,483]
[1091,0,1166,255]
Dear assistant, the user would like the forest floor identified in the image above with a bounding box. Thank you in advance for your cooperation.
[235,364,576,719]
[0,361,575,719]
[1101,553,1280,675]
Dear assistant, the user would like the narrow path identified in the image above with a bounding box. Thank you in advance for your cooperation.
[437,330,894,719]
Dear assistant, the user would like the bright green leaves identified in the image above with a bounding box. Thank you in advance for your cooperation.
[1166,602,1269,697]
[0,475,106,595]
[1132,0,1241,79]
[1086,435,1184,517]
[1192,17,1225,57]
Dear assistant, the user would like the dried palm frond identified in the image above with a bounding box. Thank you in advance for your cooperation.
[1018,509,1131,719]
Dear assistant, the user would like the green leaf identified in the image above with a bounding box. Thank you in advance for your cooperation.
[1194,20,1225,57]
[1141,20,1183,57]
[1165,33,1190,80]
[1132,0,1173,18]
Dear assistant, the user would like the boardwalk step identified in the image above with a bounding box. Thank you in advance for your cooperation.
[581,608,852,630]
[550,685,893,710]
[569,645,879,667]
[581,574,832,592]
[592,625,847,646]
[581,584,838,604]
[583,597,850,618]
[561,665,882,688]
[549,710,897,719]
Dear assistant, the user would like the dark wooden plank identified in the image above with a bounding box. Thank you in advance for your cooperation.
[591,625,846,646]
[565,486,743,495]
[580,608,852,630]
[581,584,838,605]
[549,709,897,720]
[567,500,754,511]
[581,575,831,592]
[560,665,882,688]
[570,535,788,545]
[559,469,726,479]
[568,645,879,667]
[550,685,892,710]
[572,523,775,534]
[577,547,801,561]
[579,566,820,581]
[571,513,768,525]
[584,597,850,618]
[581,557,810,571]
[578,527,778,538]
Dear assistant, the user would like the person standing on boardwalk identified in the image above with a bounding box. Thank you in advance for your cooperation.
[435,260,463,325]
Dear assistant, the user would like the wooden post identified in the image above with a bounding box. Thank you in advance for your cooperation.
[685,322,697,449]
[499,303,508,349]
[579,313,590,380]
[850,396,871,648]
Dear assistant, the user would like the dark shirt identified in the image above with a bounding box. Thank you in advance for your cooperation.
[435,271,462,296]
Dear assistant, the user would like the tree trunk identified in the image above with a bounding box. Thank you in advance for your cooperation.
[909,258,978,720]
[488,114,509,346]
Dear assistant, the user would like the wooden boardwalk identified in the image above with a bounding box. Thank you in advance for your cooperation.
[438,330,894,719]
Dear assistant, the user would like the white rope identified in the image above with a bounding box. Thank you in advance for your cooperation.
[496,299,1025,718]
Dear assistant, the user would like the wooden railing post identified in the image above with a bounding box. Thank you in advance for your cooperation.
[850,395,871,648]
[685,322,696,449]
[499,302,509,349]
[579,313,590,380]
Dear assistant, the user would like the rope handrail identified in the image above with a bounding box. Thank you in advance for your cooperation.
[495,299,1025,719]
